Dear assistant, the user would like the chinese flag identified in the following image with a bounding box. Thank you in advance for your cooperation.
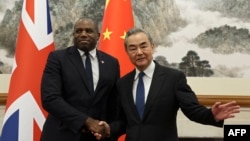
[99,0,134,77]
[0,0,54,141]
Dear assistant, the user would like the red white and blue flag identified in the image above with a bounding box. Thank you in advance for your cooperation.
[0,0,55,141]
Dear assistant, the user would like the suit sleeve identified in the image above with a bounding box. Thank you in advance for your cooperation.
[41,52,88,134]
[109,81,127,139]
[107,59,120,122]
[175,72,223,127]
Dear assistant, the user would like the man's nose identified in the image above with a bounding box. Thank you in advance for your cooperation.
[80,30,87,36]
[136,47,143,54]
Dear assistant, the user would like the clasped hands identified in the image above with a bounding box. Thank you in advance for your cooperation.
[85,117,110,140]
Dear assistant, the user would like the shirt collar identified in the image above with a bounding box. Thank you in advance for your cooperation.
[135,61,155,80]
[78,48,97,58]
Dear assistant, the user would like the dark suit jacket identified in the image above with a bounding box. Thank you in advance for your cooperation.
[110,62,223,141]
[40,46,120,141]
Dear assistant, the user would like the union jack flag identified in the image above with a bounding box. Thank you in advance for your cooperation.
[0,0,54,140]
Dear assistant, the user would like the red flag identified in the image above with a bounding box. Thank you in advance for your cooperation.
[99,0,134,77]
[0,0,54,141]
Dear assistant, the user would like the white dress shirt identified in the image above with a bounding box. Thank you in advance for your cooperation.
[133,61,155,103]
[78,49,99,90]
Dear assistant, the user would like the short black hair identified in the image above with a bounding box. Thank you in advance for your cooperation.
[74,17,99,33]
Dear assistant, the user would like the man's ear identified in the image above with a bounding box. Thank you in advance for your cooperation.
[152,43,155,51]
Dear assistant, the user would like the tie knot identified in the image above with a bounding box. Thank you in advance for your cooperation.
[85,52,89,56]
[139,72,145,79]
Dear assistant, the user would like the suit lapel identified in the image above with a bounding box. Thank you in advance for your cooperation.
[95,51,104,93]
[67,46,90,93]
[126,71,146,121]
[129,71,140,117]
[143,63,165,119]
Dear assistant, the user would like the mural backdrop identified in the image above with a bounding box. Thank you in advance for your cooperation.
[1,0,250,78]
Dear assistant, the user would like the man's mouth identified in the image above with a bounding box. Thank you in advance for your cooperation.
[79,40,89,43]
[136,58,144,61]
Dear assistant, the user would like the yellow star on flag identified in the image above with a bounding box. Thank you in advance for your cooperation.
[120,31,126,39]
[103,28,112,40]
[98,0,134,77]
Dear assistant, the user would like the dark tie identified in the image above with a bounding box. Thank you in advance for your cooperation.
[85,52,94,95]
[136,72,145,119]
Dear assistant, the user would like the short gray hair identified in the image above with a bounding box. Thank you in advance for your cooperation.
[124,27,154,50]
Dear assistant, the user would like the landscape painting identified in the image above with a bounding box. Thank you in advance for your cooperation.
[1,0,250,79]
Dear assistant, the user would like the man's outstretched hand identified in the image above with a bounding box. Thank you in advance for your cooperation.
[212,101,240,121]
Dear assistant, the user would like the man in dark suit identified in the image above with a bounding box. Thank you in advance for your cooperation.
[95,27,240,141]
[40,17,120,141]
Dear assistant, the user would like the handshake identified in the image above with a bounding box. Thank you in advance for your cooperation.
[85,117,111,140]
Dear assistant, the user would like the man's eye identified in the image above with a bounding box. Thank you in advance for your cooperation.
[75,30,82,33]
[141,45,148,48]
[86,29,94,33]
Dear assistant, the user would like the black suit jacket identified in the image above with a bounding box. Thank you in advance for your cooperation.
[111,62,223,141]
[40,46,120,141]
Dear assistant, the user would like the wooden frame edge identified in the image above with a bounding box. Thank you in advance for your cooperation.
[1,93,250,107]
[197,95,250,107]
[0,93,7,105]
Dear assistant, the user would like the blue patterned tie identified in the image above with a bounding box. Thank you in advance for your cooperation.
[85,52,94,95]
[136,72,145,119]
